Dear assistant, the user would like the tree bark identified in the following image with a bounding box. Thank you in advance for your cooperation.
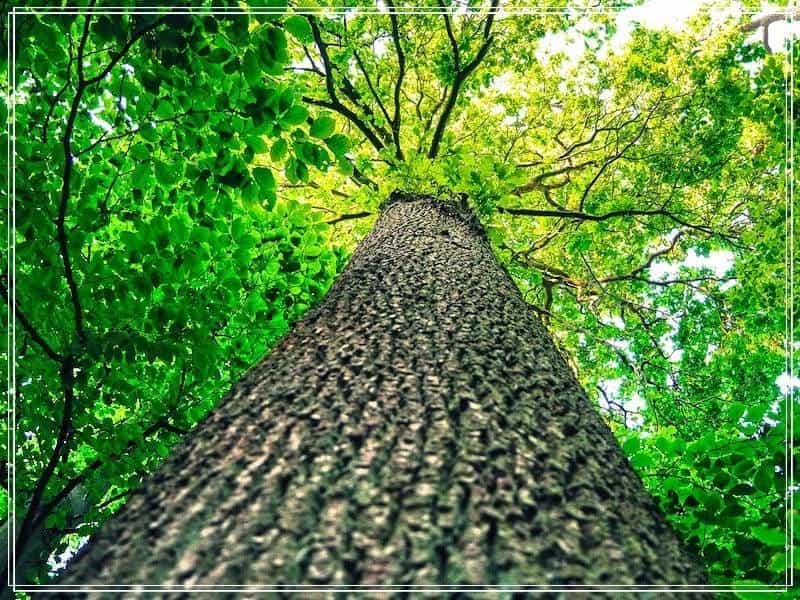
[52,192,706,594]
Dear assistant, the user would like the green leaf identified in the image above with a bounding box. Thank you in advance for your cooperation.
[207,47,232,64]
[337,156,353,176]
[139,123,158,142]
[155,162,180,186]
[309,116,336,139]
[285,156,299,183]
[295,160,309,183]
[768,551,787,573]
[727,402,747,422]
[242,49,262,86]
[246,293,268,313]
[570,236,591,252]
[734,582,777,600]
[136,92,155,118]
[246,134,268,154]
[283,15,313,43]
[280,105,308,127]
[253,167,276,193]
[750,526,785,547]
[754,463,775,493]
[270,138,288,162]
[262,187,277,210]
[325,134,349,158]
[622,437,640,455]
[630,452,654,469]
[155,100,175,119]
[130,143,150,162]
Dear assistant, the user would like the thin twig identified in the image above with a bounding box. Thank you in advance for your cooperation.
[326,211,373,225]
[0,276,63,363]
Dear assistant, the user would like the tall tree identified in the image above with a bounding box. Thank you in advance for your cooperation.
[56,192,706,588]
[3,0,792,593]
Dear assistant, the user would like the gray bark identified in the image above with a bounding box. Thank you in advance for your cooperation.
[52,192,706,594]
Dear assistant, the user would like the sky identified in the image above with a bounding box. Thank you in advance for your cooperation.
[535,0,799,66]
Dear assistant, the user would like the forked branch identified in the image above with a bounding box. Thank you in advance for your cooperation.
[428,0,499,159]
[306,16,390,154]
[386,0,406,160]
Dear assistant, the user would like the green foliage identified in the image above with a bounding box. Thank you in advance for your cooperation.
[3,0,794,590]
[3,5,346,583]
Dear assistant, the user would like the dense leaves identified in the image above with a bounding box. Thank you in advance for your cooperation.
[2,4,346,584]
[2,0,795,592]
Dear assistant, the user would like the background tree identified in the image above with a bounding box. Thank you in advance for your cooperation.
[1,0,795,593]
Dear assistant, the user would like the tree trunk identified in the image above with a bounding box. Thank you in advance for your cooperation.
[53,192,706,593]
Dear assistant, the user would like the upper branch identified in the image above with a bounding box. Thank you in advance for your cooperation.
[302,95,385,153]
[496,206,670,221]
[325,211,373,225]
[15,12,167,563]
[57,15,93,344]
[82,17,166,87]
[439,1,461,70]
[576,96,662,211]
[30,415,188,535]
[306,16,386,153]
[57,14,166,345]
[497,205,741,246]
[428,0,499,159]
[352,48,393,131]
[0,277,63,363]
[386,0,406,160]
[601,232,684,284]
[742,9,800,53]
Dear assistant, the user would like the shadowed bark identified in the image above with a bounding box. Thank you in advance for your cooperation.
[51,192,706,595]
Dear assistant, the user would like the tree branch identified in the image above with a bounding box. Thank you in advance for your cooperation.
[337,71,394,144]
[512,159,596,196]
[417,84,448,154]
[741,9,800,53]
[82,17,166,87]
[556,112,642,161]
[325,211,373,225]
[577,98,660,211]
[428,0,499,158]
[439,1,461,70]
[302,96,385,154]
[601,232,684,283]
[741,10,799,32]
[76,108,203,156]
[305,16,387,154]
[16,358,76,562]
[30,365,191,535]
[386,0,406,161]
[56,14,166,346]
[497,204,739,245]
[15,14,169,564]
[0,276,63,363]
[497,206,670,221]
[352,48,393,133]
[42,34,75,145]
[306,16,391,151]
[56,15,92,344]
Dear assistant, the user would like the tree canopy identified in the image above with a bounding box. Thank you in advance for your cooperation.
[2,0,796,593]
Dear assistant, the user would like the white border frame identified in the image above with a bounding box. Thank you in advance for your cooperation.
[5,2,795,595]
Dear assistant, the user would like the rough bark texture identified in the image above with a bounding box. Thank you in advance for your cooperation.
[54,193,706,594]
